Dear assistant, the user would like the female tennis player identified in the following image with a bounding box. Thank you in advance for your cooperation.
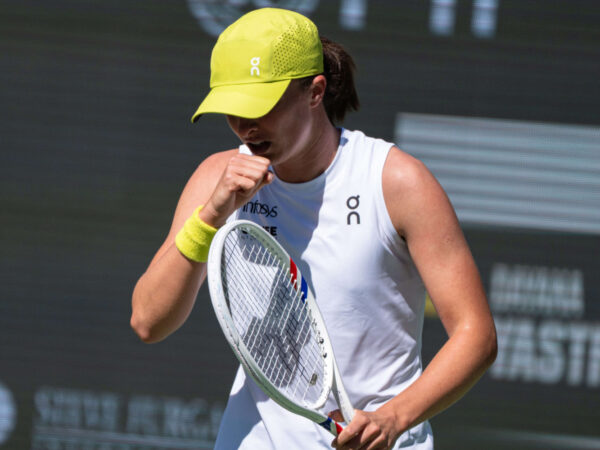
[131,8,497,449]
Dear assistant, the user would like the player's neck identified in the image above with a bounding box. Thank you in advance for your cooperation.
[273,118,340,184]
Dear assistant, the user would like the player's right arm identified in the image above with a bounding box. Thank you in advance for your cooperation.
[130,150,273,343]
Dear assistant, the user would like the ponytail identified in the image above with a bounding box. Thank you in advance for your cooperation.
[320,36,360,125]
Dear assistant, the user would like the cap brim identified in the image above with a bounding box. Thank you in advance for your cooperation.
[191,79,291,122]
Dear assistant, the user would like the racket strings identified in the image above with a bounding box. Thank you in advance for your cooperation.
[226,239,323,387]
[260,269,322,398]
[226,241,319,389]
[221,230,327,407]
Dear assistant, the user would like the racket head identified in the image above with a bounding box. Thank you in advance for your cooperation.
[207,220,338,424]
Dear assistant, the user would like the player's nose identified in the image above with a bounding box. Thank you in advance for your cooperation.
[227,115,258,137]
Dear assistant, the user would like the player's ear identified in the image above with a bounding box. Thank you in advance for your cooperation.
[309,75,327,108]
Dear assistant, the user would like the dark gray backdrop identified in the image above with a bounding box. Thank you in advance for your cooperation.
[2,1,599,449]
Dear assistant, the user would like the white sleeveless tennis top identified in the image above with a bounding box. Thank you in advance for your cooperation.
[214,128,433,449]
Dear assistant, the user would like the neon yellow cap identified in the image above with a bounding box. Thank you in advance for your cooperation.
[191,8,323,122]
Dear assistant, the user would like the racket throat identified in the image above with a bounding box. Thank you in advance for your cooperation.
[318,417,344,436]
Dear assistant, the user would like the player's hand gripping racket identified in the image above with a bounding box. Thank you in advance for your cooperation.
[207,220,354,436]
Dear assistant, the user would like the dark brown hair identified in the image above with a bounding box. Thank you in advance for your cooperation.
[301,36,360,125]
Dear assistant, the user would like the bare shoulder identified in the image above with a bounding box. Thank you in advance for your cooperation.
[382,146,433,191]
[382,146,457,239]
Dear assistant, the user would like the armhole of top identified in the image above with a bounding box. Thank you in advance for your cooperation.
[374,144,409,258]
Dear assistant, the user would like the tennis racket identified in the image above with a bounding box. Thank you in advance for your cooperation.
[207,219,354,436]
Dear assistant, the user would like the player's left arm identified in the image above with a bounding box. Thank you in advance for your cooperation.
[332,146,497,450]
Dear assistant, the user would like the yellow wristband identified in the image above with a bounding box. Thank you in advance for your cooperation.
[175,205,218,263]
